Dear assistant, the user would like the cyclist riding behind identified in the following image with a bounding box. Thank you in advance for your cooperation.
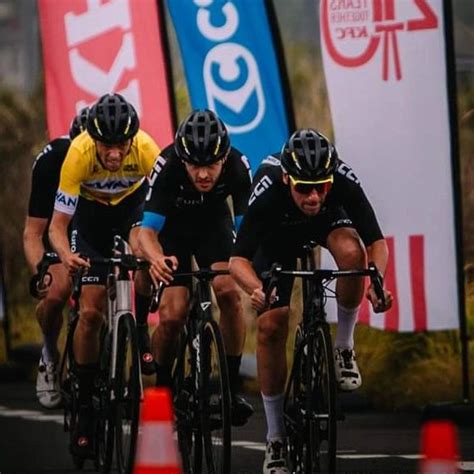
[229,128,393,473]
[138,109,254,426]
[24,108,89,409]
[48,93,161,457]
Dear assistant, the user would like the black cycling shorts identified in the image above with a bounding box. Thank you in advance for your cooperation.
[159,209,234,288]
[70,182,147,285]
[254,206,355,309]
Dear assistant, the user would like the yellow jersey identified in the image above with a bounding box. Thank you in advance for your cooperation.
[54,129,160,214]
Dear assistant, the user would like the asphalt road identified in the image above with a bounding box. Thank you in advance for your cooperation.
[1,380,473,473]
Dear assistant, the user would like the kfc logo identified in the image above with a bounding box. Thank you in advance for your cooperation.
[321,0,438,80]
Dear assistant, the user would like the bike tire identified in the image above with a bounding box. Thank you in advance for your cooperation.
[95,328,115,473]
[173,326,203,474]
[285,323,306,473]
[199,319,231,474]
[307,322,337,473]
[59,314,83,466]
[114,312,141,474]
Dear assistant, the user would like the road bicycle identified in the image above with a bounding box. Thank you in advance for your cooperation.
[35,238,148,473]
[262,244,385,473]
[150,267,232,474]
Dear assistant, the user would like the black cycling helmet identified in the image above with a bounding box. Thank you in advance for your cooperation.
[87,93,139,144]
[175,109,230,165]
[69,107,89,139]
[280,128,337,180]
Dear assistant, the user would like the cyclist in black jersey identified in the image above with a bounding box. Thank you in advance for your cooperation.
[23,108,89,409]
[229,129,393,473]
[138,109,254,426]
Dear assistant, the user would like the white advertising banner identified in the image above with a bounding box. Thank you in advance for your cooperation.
[320,0,458,331]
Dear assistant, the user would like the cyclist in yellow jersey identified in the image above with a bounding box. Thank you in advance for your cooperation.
[49,93,160,459]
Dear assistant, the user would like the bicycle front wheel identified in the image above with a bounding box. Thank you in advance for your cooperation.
[199,319,231,474]
[173,326,202,473]
[114,313,141,474]
[307,322,337,473]
[95,328,114,474]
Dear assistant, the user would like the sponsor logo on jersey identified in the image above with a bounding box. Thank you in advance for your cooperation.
[261,155,280,167]
[84,177,141,192]
[337,162,360,184]
[54,190,78,214]
[249,175,272,205]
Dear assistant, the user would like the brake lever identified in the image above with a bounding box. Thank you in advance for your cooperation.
[149,281,165,313]
[368,261,386,307]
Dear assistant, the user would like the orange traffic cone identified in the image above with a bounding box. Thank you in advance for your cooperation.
[419,420,459,474]
[134,387,181,474]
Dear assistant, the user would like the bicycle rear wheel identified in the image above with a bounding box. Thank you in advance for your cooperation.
[199,319,231,474]
[307,322,337,473]
[173,326,202,473]
[114,313,141,474]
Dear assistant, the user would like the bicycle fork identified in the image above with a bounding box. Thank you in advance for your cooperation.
[108,277,144,401]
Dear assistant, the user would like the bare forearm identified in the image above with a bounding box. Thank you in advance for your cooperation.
[23,231,45,274]
[229,256,262,296]
[367,239,389,276]
[138,228,163,261]
[48,213,72,261]
[23,217,48,274]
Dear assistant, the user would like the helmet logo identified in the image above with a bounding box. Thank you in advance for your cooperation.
[213,135,221,157]
[93,117,103,137]
[123,116,131,136]
[291,151,301,171]
[181,136,190,155]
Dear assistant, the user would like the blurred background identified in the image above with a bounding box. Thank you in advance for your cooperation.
[0,0,473,409]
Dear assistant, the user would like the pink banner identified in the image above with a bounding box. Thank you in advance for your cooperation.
[38,0,175,145]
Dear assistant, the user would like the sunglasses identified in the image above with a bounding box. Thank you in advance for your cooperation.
[289,175,334,195]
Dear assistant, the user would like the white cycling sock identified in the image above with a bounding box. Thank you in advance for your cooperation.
[41,344,57,364]
[261,392,286,442]
[335,303,360,350]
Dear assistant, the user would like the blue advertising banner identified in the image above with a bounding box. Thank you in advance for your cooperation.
[166,0,294,171]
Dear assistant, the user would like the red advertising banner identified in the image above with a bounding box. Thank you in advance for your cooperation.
[38,0,175,146]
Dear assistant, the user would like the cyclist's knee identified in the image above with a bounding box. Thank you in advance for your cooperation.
[158,299,187,336]
[158,317,184,338]
[329,229,366,268]
[214,285,241,312]
[258,308,289,344]
[39,295,66,314]
[160,295,188,318]
[79,308,104,332]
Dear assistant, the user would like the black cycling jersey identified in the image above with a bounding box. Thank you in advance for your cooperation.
[28,137,71,219]
[143,144,252,287]
[144,145,252,227]
[232,153,383,262]
[232,153,383,308]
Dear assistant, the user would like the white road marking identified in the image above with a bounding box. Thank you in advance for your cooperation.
[0,405,472,471]
[0,405,63,425]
